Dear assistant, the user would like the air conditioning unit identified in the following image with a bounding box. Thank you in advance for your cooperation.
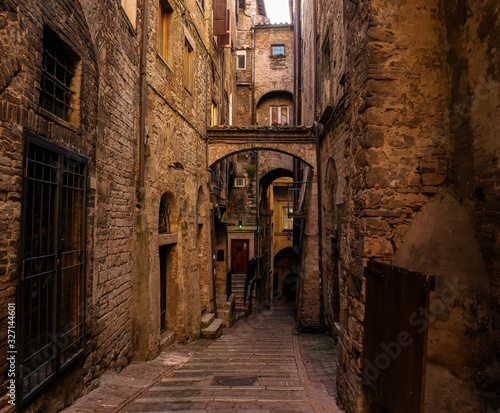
[234,177,246,187]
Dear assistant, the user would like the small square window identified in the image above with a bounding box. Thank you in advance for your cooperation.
[234,177,246,187]
[271,44,285,58]
[40,26,81,124]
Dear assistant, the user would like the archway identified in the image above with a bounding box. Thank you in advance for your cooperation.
[273,247,298,306]
[158,192,179,335]
[322,158,341,332]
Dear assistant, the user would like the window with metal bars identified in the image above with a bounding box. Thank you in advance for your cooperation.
[19,132,87,404]
[271,44,285,58]
[39,26,81,123]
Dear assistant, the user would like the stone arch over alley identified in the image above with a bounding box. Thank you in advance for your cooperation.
[207,129,321,328]
[207,126,316,169]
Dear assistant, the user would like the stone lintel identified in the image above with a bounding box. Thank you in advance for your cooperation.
[158,232,178,246]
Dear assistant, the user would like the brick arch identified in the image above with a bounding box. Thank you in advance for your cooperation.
[207,126,316,169]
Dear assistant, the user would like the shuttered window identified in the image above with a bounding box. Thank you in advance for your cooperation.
[158,1,173,65]
[213,0,228,36]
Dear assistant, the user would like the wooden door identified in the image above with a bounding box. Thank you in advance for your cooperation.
[231,239,249,273]
[362,261,434,413]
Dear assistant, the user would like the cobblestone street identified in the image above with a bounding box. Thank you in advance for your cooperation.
[63,308,340,412]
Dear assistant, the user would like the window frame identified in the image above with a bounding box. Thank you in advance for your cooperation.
[270,106,290,126]
[271,44,285,58]
[39,26,81,125]
[158,0,173,66]
[234,177,246,187]
[281,205,293,232]
[19,132,88,405]
[236,50,246,70]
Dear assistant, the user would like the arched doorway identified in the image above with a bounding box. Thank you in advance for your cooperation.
[273,247,298,306]
[323,158,341,331]
[158,192,178,334]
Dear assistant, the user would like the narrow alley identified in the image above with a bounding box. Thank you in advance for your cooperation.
[1,0,500,412]
[63,308,339,412]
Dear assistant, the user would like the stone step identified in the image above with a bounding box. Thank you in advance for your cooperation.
[201,318,223,339]
[201,313,215,329]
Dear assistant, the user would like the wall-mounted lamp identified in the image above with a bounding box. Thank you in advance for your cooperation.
[168,162,184,170]
[286,232,292,241]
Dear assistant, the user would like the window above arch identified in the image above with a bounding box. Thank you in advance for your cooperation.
[159,193,172,233]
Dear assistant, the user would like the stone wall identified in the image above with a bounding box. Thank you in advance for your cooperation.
[132,0,235,358]
[0,0,139,410]
[254,25,294,106]
[304,0,500,412]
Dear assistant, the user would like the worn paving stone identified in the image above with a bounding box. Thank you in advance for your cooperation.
[63,308,342,412]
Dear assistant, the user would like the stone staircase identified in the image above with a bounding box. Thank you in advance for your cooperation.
[200,313,223,339]
[231,273,247,315]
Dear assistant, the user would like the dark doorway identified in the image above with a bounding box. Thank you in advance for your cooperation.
[231,239,249,273]
[159,245,168,332]
[283,273,297,302]
[273,247,298,305]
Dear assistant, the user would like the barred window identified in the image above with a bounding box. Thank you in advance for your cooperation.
[20,133,87,402]
[271,44,285,58]
[40,27,81,124]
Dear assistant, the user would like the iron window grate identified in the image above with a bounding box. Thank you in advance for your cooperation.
[20,133,87,404]
[271,44,285,58]
[40,27,80,122]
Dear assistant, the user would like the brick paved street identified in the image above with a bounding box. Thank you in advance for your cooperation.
[63,308,341,412]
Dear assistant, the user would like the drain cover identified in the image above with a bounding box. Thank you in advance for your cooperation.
[211,376,259,386]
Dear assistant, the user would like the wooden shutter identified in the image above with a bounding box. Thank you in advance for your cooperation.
[281,107,288,124]
[213,0,227,35]
[217,9,231,47]
[271,107,279,125]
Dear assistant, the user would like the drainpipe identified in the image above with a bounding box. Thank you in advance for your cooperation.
[219,49,224,125]
[312,0,325,330]
[293,0,302,126]
[138,0,149,192]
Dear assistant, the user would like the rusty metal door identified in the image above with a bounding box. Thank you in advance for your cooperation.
[362,261,434,413]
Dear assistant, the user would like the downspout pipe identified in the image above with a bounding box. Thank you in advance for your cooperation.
[138,0,149,192]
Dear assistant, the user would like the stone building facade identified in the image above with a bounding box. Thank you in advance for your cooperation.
[298,0,500,412]
[0,0,140,410]
[0,0,238,410]
[131,0,237,359]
